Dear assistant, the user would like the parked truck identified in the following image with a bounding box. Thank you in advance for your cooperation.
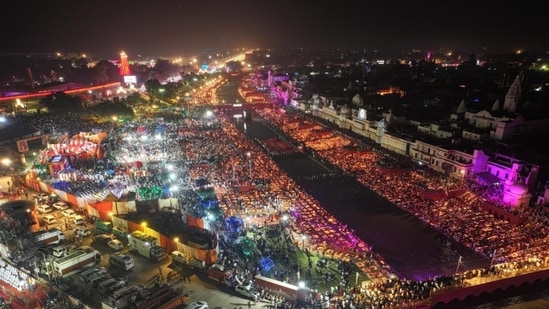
[207,264,234,287]
[52,246,102,278]
[128,231,167,262]
[112,226,128,242]
[254,274,308,302]
[34,228,65,245]
[170,250,207,271]
[95,220,113,235]
[80,266,109,287]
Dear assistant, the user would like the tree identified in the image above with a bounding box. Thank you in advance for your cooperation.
[226,60,243,72]
[93,60,118,84]
[124,93,147,107]
[39,92,84,114]
[144,79,163,102]
[88,101,134,118]
[150,59,181,83]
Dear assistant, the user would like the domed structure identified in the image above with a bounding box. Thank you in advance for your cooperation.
[351,94,364,107]
[340,105,351,116]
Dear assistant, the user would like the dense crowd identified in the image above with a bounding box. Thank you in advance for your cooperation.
[18,103,549,309]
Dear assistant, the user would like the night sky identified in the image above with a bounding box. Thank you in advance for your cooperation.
[2,0,546,58]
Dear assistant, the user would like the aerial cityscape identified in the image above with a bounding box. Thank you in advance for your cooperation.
[1,2,549,309]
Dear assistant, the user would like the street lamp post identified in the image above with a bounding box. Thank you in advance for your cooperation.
[490,249,498,267]
[246,151,252,180]
[455,256,462,275]
[248,159,253,180]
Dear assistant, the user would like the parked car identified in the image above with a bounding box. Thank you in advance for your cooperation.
[36,205,53,214]
[107,239,124,251]
[93,234,113,245]
[74,226,92,237]
[42,214,57,225]
[52,202,69,211]
[187,301,208,309]
[235,284,260,301]
[61,209,76,217]
[98,277,127,293]
[70,214,85,225]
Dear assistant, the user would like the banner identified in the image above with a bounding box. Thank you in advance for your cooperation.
[17,140,29,152]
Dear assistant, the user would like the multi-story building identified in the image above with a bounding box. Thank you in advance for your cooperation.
[307,71,545,208]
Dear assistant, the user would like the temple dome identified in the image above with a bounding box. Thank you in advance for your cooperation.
[352,94,364,106]
[340,105,351,115]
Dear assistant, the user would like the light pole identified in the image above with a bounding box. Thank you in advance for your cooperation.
[170,185,178,209]
[455,256,462,275]
[490,249,498,267]
[246,216,251,230]
[248,159,252,180]
[246,152,252,180]
[281,214,288,227]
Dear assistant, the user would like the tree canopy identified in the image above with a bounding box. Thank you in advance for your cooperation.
[88,100,134,118]
[40,91,84,114]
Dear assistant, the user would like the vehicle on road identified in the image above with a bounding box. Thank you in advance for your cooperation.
[52,202,69,210]
[128,231,166,261]
[80,267,108,286]
[187,301,208,309]
[93,234,114,245]
[52,244,72,258]
[109,253,134,270]
[37,204,53,214]
[42,214,58,225]
[235,284,260,301]
[70,214,85,225]
[107,239,124,251]
[98,277,127,293]
[253,274,308,301]
[171,250,206,270]
[61,209,76,217]
[34,228,65,245]
[74,226,92,237]
[51,247,102,278]
[95,220,113,234]
[208,264,234,287]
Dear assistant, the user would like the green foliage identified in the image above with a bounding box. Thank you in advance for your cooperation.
[88,101,134,118]
[124,93,148,107]
[144,79,162,95]
[225,60,243,72]
[40,91,84,114]
[93,60,118,84]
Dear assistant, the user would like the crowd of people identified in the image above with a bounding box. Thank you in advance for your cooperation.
[14,100,549,308]
[256,107,549,292]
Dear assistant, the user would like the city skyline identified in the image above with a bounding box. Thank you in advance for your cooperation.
[2,0,546,59]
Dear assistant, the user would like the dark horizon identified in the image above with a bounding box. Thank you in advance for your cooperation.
[2,0,547,59]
